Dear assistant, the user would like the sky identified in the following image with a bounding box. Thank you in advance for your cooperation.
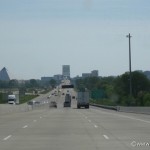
[0,0,150,79]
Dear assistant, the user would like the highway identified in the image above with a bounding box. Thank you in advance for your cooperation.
[0,88,150,150]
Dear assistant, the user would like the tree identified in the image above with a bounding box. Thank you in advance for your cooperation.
[30,79,38,87]
[49,79,56,88]
[114,71,150,106]
[132,71,150,97]
[9,79,18,88]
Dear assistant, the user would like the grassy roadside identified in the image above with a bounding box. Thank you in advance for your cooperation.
[19,95,39,104]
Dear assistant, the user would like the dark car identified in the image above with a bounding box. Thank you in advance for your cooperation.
[49,101,57,108]
[27,100,36,105]
[72,96,75,99]
[63,101,71,107]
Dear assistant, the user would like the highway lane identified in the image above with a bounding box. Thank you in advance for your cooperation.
[82,107,150,149]
[0,90,150,150]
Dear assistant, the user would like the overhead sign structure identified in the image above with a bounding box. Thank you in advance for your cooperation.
[62,84,74,89]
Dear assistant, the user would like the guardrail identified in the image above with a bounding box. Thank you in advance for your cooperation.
[90,103,150,115]
[90,103,117,111]
[117,106,150,115]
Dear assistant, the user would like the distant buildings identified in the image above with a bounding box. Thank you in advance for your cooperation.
[82,73,91,78]
[62,65,70,79]
[53,74,63,81]
[41,77,53,84]
[41,75,63,85]
[0,67,10,81]
[82,70,99,78]
[91,70,99,77]
[41,65,70,85]
[0,66,99,85]
[41,67,99,85]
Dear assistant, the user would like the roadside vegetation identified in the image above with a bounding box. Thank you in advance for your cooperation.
[19,95,38,104]
[75,71,150,106]
[0,79,54,104]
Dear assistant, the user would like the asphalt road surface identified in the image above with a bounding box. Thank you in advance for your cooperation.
[0,89,150,150]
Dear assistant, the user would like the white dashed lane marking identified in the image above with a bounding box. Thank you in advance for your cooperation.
[94,125,98,128]
[103,135,109,140]
[3,135,12,141]
[22,125,28,129]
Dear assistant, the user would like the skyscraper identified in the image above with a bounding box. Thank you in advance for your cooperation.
[62,65,70,79]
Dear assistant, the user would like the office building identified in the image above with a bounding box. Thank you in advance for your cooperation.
[62,65,70,79]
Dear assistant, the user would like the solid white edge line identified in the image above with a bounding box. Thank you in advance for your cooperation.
[3,135,12,141]
[103,135,109,140]
[92,108,150,124]
[117,114,150,124]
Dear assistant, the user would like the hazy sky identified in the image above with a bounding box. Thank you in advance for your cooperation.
[0,0,150,79]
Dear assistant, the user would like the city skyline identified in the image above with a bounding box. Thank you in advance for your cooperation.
[1,66,100,80]
[1,66,150,81]
[0,0,150,79]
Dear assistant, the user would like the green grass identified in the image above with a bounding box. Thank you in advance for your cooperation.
[19,95,39,104]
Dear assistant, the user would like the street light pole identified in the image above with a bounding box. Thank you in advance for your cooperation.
[126,33,132,97]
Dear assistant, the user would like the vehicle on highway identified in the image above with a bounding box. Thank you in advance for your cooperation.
[8,95,16,104]
[64,101,71,107]
[49,101,57,108]
[47,95,51,98]
[34,101,40,105]
[77,92,89,109]
[64,93,71,107]
[27,100,36,105]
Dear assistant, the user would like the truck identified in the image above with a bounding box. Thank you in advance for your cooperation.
[64,93,71,107]
[77,92,89,109]
[8,95,16,104]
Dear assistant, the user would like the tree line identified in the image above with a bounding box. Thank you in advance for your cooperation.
[0,79,57,104]
[0,79,57,89]
[75,71,150,106]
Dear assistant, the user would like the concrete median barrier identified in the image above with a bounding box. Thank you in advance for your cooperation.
[90,103,117,110]
[117,106,150,115]
[0,104,32,115]
[90,103,150,115]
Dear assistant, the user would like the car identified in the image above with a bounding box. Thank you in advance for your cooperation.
[72,96,75,99]
[49,101,57,108]
[27,100,36,105]
[63,101,71,107]
[34,101,40,105]
[47,95,51,98]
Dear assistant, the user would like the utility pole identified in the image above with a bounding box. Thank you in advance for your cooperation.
[126,33,132,97]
